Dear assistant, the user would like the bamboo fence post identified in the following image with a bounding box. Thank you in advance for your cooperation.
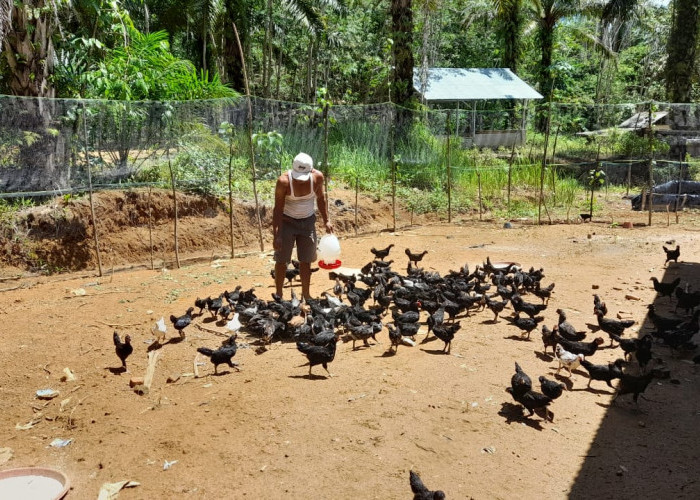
[227,129,236,258]
[507,142,515,216]
[354,175,359,236]
[390,112,396,232]
[675,158,683,223]
[446,111,452,223]
[538,99,554,225]
[647,102,654,226]
[477,170,482,220]
[148,185,154,270]
[323,102,330,202]
[81,103,103,277]
[166,148,180,269]
[626,162,631,196]
[233,22,265,251]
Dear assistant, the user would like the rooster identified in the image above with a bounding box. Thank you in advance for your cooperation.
[405,248,429,266]
[663,244,680,265]
[370,244,394,261]
[113,331,133,371]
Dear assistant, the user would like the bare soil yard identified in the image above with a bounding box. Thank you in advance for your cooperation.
[1,190,700,499]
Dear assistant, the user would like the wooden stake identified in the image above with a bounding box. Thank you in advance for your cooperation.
[81,103,103,277]
[147,185,154,271]
[143,350,161,390]
[167,148,180,269]
[233,22,265,252]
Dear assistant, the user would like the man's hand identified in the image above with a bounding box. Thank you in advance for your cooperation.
[273,232,282,251]
[324,221,333,234]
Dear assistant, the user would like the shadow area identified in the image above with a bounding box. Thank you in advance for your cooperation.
[569,260,700,499]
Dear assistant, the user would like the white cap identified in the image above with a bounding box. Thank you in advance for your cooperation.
[291,152,313,181]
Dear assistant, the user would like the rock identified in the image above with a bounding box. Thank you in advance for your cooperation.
[591,284,600,290]
[166,374,181,384]
[622,221,633,228]
[61,367,76,382]
[624,294,640,301]
[129,377,145,388]
[503,222,512,229]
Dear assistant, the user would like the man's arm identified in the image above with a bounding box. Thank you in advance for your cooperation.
[314,170,333,233]
[272,175,288,248]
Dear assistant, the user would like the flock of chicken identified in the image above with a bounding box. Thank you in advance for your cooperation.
[108,240,700,496]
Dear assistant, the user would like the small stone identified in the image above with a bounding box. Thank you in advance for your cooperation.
[129,377,145,388]
[624,294,640,301]
[622,221,633,228]
[503,222,512,229]
[166,374,181,384]
[592,284,600,290]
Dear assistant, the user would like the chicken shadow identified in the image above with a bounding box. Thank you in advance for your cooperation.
[498,402,546,431]
[571,385,614,395]
[421,348,450,355]
[504,334,533,342]
[569,259,700,499]
[551,373,575,391]
[534,351,554,362]
[106,366,127,375]
[288,373,330,380]
[147,336,184,352]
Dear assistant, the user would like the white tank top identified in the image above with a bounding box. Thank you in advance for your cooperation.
[283,170,316,219]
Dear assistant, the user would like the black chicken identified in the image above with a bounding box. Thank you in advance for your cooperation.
[647,304,684,334]
[538,376,565,400]
[386,324,403,353]
[505,314,544,339]
[194,297,208,315]
[608,332,641,361]
[484,294,508,322]
[635,335,654,373]
[345,322,382,349]
[170,307,194,338]
[510,294,547,318]
[593,294,608,317]
[533,282,555,304]
[505,386,553,421]
[433,322,461,354]
[594,309,635,346]
[555,309,586,341]
[555,335,605,357]
[511,362,532,398]
[405,248,429,266]
[580,358,624,388]
[197,340,239,375]
[675,286,700,314]
[297,337,339,377]
[663,244,680,265]
[541,325,558,355]
[113,331,133,371]
[613,369,659,405]
[409,470,446,500]
[650,277,681,301]
[371,244,394,261]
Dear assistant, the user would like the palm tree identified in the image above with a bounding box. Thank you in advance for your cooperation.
[494,0,524,73]
[665,0,699,102]
[390,0,415,107]
[0,0,10,49]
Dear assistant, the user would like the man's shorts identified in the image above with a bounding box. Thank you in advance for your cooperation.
[274,214,318,264]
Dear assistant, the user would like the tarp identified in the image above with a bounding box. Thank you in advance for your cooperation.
[631,180,700,210]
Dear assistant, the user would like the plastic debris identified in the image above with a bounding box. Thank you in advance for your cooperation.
[61,368,76,382]
[36,389,60,400]
[70,288,87,296]
[163,460,178,470]
[49,438,72,448]
[15,418,41,430]
[97,480,141,500]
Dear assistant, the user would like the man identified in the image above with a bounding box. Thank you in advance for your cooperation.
[272,152,333,300]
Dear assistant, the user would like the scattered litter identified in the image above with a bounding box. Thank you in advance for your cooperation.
[97,480,140,500]
[616,465,628,476]
[0,447,12,465]
[59,398,71,412]
[202,383,212,388]
[36,389,59,400]
[550,427,560,434]
[482,446,496,454]
[166,374,181,384]
[348,393,367,402]
[70,288,87,296]
[163,460,178,471]
[60,368,76,382]
[15,418,41,430]
[401,337,416,346]
[471,402,479,408]
[260,465,267,472]
[49,438,72,448]
[146,310,154,315]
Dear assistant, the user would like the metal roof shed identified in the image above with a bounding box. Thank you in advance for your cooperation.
[413,68,543,147]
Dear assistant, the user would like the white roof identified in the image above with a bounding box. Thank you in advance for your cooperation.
[414,68,543,101]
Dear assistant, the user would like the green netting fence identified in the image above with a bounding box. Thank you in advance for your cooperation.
[1,95,699,273]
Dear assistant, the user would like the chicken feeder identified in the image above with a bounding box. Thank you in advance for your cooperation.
[318,234,341,269]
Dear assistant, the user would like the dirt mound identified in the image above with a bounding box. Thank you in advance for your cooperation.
[0,188,412,274]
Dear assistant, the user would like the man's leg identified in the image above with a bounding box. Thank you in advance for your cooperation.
[299,262,311,300]
[275,261,287,298]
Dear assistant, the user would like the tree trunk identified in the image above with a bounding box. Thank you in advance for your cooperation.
[2,1,67,193]
[390,0,415,107]
[665,0,699,102]
[0,0,11,48]
[535,21,555,131]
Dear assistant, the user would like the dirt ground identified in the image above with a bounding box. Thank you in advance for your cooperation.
[1,190,700,499]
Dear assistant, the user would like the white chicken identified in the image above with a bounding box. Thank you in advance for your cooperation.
[152,316,167,344]
[555,344,584,377]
